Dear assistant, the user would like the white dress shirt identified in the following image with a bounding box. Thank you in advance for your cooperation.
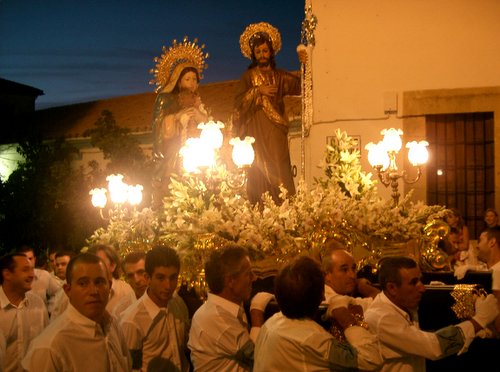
[254,311,382,372]
[120,291,189,371]
[364,291,475,372]
[188,293,253,372]
[490,261,500,291]
[29,268,62,313]
[22,304,131,372]
[0,286,48,372]
[107,279,136,316]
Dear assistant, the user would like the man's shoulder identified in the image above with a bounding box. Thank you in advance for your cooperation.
[25,291,47,307]
[34,268,50,280]
[119,297,145,322]
[191,299,228,325]
[171,293,189,311]
[364,293,399,322]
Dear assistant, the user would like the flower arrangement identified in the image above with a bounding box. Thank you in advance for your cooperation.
[87,129,448,278]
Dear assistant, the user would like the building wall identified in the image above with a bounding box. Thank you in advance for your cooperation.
[293,0,500,206]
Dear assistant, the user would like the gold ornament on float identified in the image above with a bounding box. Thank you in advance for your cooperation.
[420,219,450,271]
[239,22,282,60]
[451,284,487,320]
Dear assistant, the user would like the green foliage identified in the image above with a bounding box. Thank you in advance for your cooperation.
[0,109,154,257]
[317,129,375,199]
[0,137,100,256]
[84,110,148,173]
[84,110,154,202]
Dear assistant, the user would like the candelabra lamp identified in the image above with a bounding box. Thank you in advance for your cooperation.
[179,120,255,191]
[90,174,143,220]
[365,128,429,206]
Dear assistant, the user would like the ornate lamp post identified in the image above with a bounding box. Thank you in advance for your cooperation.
[365,128,428,206]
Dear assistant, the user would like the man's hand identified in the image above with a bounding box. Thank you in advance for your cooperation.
[356,278,380,298]
[250,292,274,329]
[472,294,499,328]
[324,294,352,319]
[250,292,275,312]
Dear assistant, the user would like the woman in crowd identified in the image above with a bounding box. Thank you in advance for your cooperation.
[484,208,499,230]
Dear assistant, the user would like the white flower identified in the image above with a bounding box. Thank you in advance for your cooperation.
[87,130,446,279]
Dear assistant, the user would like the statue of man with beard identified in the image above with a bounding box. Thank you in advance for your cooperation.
[234,22,307,205]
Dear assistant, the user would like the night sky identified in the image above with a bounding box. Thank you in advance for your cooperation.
[0,0,306,109]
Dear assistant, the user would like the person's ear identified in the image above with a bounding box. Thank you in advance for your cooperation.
[2,268,11,282]
[224,274,234,289]
[324,271,332,285]
[109,261,116,275]
[490,237,498,249]
[63,282,71,295]
[386,282,398,297]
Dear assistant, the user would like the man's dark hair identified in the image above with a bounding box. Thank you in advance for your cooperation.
[248,35,276,69]
[485,225,500,247]
[0,253,28,284]
[87,244,121,279]
[378,256,418,291]
[123,251,146,268]
[145,246,180,276]
[55,250,76,259]
[66,252,108,285]
[275,256,324,319]
[17,245,34,254]
[205,245,249,294]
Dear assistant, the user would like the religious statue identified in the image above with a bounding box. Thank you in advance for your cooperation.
[149,37,210,206]
[233,22,306,205]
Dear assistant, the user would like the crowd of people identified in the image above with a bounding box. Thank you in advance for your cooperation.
[3,18,500,371]
[441,208,499,279]
[3,226,499,372]
[1,235,500,371]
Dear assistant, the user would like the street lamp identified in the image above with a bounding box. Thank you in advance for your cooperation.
[365,128,428,205]
[90,174,143,219]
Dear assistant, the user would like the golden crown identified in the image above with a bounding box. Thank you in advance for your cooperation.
[149,37,209,93]
[240,22,282,60]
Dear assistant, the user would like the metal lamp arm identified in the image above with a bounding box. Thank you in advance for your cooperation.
[401,167,422,185]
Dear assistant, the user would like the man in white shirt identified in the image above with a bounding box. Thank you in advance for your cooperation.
[51,245,136,321]
[477,225,500,336]
[188,245,272,372]
[254,255,383,371]
[120,245,189,371]
[88,244,136,314]
[22,252,131,371]
[17,246,62,315]
[122,251,149,299]
[0,253,48,372]
[364,255,499,371]
[111,251,150,320]
[54,250,75,281]
[322,248,379,310]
